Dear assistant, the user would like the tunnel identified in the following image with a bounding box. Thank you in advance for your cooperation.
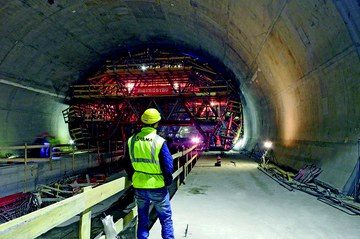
[0,0,359,238]
[1,0,359,196]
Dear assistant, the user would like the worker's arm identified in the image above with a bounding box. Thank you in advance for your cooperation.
[123,144,134,181]
[159,142,174,186]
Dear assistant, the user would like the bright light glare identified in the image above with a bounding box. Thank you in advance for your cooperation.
[191,137,200,144]
[127,83,134,91]
[141,65,148,71]
[69,139,75,145]
[264,141,273,149]
[233,138,245,149]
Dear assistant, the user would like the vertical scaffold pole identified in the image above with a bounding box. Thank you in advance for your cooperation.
[72,146,75,171]
[24,144,27,192]
[49,145,53,171]
[184,152,189,181]
[79,186,92,239]
[177,158,180,188]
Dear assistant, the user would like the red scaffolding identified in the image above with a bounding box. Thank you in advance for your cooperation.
[63,51,243,151]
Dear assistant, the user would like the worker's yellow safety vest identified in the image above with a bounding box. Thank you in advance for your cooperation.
[128,127,165,189]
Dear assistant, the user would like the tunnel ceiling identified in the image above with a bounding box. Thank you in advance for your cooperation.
[1,0,273,94]
[1,0,356,96]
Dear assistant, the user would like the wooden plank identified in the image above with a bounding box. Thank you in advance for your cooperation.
[0,146,24,150]
[172,167,184,179]
[71,84,116,88]
[171,145,197,176]
[114,206,138,233]
[73,89,100,92]
[0,177,131,239]
[79,187,92,239]
[170,145,195,160]
[98,207,138,239]
[0,145,48,150]
[0,158,50,163]
[0,193,86,239]
[40,198,62,203]
[38,185,74,194]
[186,154,197,166]
[171,151,183,159]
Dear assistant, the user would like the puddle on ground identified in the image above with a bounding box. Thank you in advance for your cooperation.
[187,186,210,195]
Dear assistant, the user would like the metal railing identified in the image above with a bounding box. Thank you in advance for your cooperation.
[0,143,103,193]
[0,143,97,163]
[0,144,200,239]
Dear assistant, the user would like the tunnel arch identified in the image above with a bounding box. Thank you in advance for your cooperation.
[0,1,359,192]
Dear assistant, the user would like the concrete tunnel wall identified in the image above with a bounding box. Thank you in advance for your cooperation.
[0,1,359,191]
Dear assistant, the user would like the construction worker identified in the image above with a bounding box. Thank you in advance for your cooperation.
[124,108,174,239]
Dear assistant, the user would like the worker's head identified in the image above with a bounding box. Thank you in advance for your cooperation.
[141,108,161,126]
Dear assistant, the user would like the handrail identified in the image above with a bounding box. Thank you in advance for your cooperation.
[0,144,92,163]
[0,142,123,164]
[0,144,200,239]
[0,143,101,193]
[0,177,131,239]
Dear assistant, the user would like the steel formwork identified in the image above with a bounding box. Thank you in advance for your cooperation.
[63,51,243,150]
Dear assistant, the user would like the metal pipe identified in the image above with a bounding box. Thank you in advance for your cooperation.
[0,79,65,98]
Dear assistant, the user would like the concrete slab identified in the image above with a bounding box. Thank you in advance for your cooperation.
[149,155,360,239]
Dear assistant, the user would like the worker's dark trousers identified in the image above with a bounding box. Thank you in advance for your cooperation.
[135,187,174,239]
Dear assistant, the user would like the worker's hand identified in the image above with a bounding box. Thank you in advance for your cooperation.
[165,175,173,186]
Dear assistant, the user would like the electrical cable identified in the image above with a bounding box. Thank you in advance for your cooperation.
[258,164,360,216]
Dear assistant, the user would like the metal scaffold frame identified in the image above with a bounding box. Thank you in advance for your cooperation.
[63,50,244,151]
